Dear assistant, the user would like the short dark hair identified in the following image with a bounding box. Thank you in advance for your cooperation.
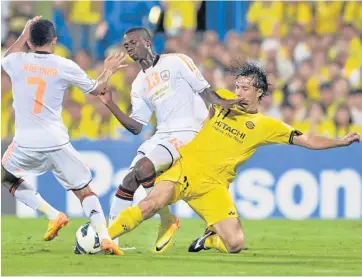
[228,59,269,100]
[124,27,152,41]
[30,19,56,47]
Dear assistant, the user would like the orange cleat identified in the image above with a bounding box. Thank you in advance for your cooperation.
[154,216,180,253]
[44,212,69,241]
[101,239,124,255]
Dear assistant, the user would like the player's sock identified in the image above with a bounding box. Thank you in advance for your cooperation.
[108,206,143,239]
[204,234,228,253]
[82,193,110,241]
[109,187,134,244]
[11,179,59,220]
[143,185,174,225]
[37,201,61,220]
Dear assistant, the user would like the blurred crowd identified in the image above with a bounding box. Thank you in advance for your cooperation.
[2,1,362,141]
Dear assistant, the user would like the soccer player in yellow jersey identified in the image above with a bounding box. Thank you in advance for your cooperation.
[108,61,361,254]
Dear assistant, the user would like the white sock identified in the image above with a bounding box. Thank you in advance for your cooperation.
[143,186,153,195]
[82,195,110,241]
[13,180,59,220]
[109,193,133,245]
[143,186,173,225]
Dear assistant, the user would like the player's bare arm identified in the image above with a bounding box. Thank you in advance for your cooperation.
[89,52,128,96]
[99,88,143,134]
[293,131,361,150]
[199,87,248,109]
[3,16,42,57]
[97,27,160,134]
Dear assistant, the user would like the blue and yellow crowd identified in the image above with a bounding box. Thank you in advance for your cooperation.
[2,1,362,141]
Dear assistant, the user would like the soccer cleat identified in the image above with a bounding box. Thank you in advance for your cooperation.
[188,229,215,252]
[154,216,180,253]
[44,212,69,241]
[101,239,124,255]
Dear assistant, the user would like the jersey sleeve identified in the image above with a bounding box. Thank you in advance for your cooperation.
[215,89,236,99]
[264,117,302,145]
[177,54,210,93]
[62,60,98,94]
[1,53,22,76]
[208,89,236,115]
[129,83,153,125]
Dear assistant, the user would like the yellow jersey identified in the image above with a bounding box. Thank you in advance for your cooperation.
[318,120,362,139]
[343,1,362,31]
[246,2,283,38]
[315,1,343,35]
[179,89,297,186]
[69,1,101,24]
[163,0,200,30]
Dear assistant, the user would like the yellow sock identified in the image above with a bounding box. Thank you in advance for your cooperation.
[108,206,144,239]
[204,234,228,253]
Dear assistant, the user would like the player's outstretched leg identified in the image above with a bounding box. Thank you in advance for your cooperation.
[189,218,244,254]
[1,166,68,241]
[135,157,179,253]
[73,185,123,256]
[108,180,176,252]
[108,169,139,245]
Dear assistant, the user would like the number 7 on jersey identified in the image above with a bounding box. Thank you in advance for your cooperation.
[27,77,46,114]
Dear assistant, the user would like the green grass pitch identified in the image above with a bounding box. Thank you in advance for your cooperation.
[2,216,362,276]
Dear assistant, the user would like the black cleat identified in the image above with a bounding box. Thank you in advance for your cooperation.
[188,229,215,252]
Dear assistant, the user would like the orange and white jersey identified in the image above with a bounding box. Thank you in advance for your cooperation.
[1,52,98,150]
[130,54,210,133]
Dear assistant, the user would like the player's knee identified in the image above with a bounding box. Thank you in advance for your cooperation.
[134,157,155,179]
[225,234,244,253]
[1,166,18,190]
[134,158,156,187]
[121,170,139,193]
[72,185,96,202]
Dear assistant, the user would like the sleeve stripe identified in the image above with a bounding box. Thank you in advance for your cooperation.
[130,116,148,125]
[177,54,196,72]
[84,80,98,94]
[289,129,303,144]
[289,130,295,144]
[196,84,211,93]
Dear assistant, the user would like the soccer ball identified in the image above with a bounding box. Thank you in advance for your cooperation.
[74,222,101,254]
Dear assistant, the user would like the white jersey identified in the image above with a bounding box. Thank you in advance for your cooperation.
[130,54,210,133]
[1,52,98,150]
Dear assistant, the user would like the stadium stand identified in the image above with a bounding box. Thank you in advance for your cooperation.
[2,1,362,140]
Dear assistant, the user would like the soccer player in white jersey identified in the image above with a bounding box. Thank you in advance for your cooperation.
[1,17,126,255]
[100,27,244,253]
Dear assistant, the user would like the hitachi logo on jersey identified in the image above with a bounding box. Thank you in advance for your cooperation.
[214,120,246,139]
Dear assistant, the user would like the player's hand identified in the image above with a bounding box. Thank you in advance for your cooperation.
[99,87,113,105]
[219,97,248,110]
[104,52,128,74]
[22,16,42,39]
[340,132,360,146]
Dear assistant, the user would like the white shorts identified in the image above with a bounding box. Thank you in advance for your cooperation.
[130,131,198,173]
[2,142,92,191]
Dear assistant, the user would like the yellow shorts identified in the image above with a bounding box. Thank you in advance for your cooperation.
[156,160,238,226]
